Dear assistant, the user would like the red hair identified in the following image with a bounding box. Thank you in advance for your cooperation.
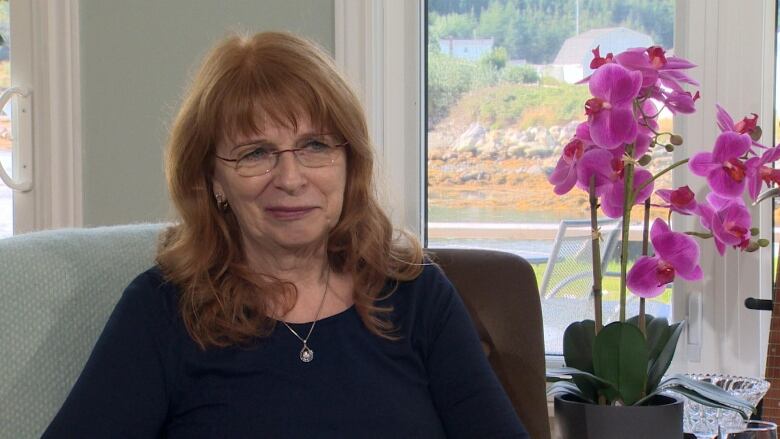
[157,32,423,349]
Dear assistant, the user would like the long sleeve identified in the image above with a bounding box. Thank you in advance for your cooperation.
[423,267,530,438]
[42,271,173,438]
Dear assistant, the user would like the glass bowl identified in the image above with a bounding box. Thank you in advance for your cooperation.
[682,374,770,435]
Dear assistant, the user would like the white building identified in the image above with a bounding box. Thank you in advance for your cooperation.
[438,37,494,61]
[551,27,654,83]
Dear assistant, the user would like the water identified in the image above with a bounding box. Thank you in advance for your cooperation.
[428,205,579,223]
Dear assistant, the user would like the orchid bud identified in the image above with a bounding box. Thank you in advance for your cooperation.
[751,227,760,236]
[638,155,653,166]
[750,126,763,142]
[745,242,761,252]
[669,134,683,145]
[758,238,770,247]
[664,144,675,152]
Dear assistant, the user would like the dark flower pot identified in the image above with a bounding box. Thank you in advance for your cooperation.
[554,393,684,439]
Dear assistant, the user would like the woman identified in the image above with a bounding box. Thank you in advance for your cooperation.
[43,32,528,438]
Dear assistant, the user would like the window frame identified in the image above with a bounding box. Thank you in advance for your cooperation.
[5,0,82,235]
[669,0,777,377]
[336,0,776,375]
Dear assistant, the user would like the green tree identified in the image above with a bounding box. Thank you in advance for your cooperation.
[429,11,478,40]
[501,64,539,84]
[480,46,508,70]
[431,0,676,64]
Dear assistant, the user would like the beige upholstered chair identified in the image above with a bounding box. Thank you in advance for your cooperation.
[0,225,549,439]
[429,248,550,439]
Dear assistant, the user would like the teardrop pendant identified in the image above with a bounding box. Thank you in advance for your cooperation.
[299,344,314,362]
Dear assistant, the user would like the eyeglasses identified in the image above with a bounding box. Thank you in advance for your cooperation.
[215,134,348,177]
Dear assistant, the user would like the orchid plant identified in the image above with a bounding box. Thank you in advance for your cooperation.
[545,45,770,416]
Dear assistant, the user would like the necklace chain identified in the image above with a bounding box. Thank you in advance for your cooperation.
[281,265,330,363]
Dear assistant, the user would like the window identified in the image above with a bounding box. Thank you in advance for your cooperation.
[0,0,16,237]
[0,0,81,237]
[425,0,675,355]
[336,0,775,374]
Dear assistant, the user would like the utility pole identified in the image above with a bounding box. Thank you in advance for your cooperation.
[575,0,580,35]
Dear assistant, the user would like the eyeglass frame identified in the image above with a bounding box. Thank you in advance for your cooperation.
[214,134,348,177]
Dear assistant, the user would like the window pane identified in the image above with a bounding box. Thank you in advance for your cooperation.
[0,0,10,239]
[425,0,675,355]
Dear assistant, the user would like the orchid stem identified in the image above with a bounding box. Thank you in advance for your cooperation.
[639,198,651,337]
[637,158,690,194]
[620,144,636,323]
[589,176,603,334]
[685,231,714,239]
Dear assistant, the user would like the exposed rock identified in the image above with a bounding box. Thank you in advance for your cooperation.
[525,146,553,159]
[440,151,458,162]
[454,123,486,154]
[548,125,561,141]
[506,145,526,158]
[429,150,445,161]
[458,170,490,183]
[428,130,452,152]
[559,120,580,142]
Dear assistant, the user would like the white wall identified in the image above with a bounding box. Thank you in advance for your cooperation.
[79,0,334,226]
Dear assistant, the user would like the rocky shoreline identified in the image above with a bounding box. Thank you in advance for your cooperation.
[428,121,673,221]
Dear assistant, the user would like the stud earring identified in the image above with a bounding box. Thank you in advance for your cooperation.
[214,192,229,211]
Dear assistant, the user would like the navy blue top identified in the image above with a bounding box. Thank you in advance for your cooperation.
[43,264,528,438]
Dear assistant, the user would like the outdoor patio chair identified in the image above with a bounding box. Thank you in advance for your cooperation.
[539,218,623,301]
[538,219,673,356]
[538,219,626,354]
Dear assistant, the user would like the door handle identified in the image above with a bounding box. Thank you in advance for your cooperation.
[0,86,32,192]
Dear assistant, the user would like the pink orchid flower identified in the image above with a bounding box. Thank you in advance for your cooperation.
[716,104,760,136]
[600,168,654,218]
[696,197,752,255]
[585,63,643,149]
[655,186,697,215]
[689,131,752,198]
[745,145,780,200]
[576,148,654,218]
[549,138,587,195]
[615,46,699,92]
[606,137,650,162]
[549,123,599,195]
[655,90,700,114]
[589,46,614,69]
[627,218,703,298]
[575,149,615,196]
[705,191,745,209]
[632,100,657,155]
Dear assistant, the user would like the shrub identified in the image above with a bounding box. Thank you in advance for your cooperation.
[501,65,539,84]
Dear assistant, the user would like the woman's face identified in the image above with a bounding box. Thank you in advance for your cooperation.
[212,117,347,256]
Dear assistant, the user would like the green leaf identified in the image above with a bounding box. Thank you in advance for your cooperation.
[563,320,595,372]
[645,317,670,367]
[562,320,598,401]
[546,366,621,401]
[626,314,654,328]
[646,321,684,392]
[625,315,675,379]
[547,381,595,403]
[592,322,649,405]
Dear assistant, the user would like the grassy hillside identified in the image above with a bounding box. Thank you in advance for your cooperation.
[446,80,591,130]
